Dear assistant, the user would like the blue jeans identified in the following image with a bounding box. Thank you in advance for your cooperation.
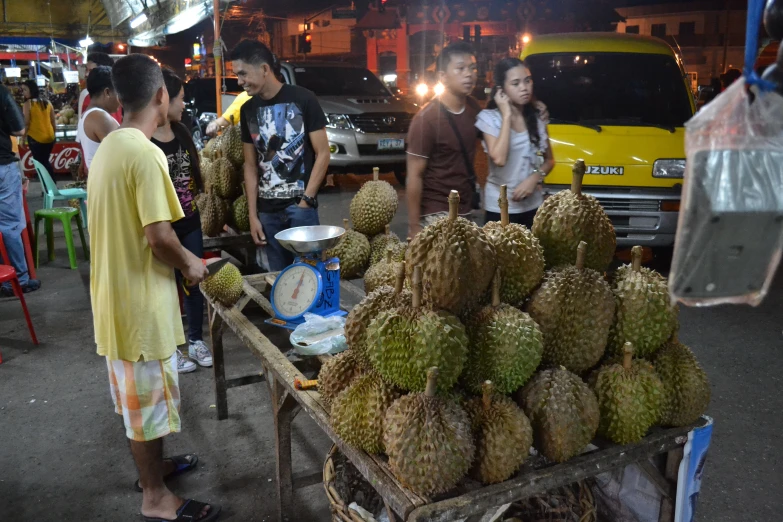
[174,226,204,342]
[259,203,320,271]
[0,162,29,289]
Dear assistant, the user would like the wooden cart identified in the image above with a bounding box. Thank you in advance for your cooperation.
[204,274,706,522]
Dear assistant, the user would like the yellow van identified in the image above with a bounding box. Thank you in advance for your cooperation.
[522,33,695,247]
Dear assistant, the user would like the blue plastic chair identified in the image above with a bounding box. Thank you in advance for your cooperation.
[32,159,88,229]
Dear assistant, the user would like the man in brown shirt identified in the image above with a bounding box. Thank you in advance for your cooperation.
[406,41,480,238]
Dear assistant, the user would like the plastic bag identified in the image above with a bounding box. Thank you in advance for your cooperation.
[669,79,783,306]
[290,313,347,356]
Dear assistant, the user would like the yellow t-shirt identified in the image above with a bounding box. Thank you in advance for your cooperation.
[221,91,251,125]
[87,128,186,362]
[28,100,55,144]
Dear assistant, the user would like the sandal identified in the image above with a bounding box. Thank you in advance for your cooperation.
[142,499,221,522]
[134,454,199,492]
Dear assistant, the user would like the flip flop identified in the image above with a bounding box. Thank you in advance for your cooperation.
[134,454,199,492]
[142,499,221,522]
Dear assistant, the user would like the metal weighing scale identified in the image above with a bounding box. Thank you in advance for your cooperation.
[266,225,346,330]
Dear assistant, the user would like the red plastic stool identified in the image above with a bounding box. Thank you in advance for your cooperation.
[0,230,35,282]
[0,265,39,346]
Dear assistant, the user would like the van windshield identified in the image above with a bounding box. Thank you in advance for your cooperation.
[524,52,693,128]
[292,66,391,97]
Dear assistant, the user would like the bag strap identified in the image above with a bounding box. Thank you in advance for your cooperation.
[439,102,477,189]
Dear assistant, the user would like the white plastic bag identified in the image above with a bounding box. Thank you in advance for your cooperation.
[669,79,783,306]
[289,313,347,356]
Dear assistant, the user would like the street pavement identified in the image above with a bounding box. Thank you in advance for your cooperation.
[0,174,780,521]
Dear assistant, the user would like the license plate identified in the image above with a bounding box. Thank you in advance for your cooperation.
[377,138,405,151]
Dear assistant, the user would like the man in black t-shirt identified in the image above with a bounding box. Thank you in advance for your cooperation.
[230,40,330,271]
[0,84,41,296]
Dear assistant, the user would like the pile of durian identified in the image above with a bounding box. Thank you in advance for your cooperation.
[197,119,250,237]
[325,167,401,279]
[319,160,710,498]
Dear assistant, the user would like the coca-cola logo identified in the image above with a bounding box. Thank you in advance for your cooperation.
[20,145,80,173]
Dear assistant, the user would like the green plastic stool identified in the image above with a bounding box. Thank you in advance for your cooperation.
[34,207,89,270]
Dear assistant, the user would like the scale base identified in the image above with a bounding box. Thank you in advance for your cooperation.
[265,309,347,331]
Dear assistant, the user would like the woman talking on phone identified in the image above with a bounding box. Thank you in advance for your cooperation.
[476,57,554,227]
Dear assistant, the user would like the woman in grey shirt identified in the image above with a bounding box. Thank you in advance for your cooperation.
[476,57,554,227]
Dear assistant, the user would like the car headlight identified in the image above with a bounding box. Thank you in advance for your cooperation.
[653,159,685,178]
[325,114,353,130]
[415,83,429,96]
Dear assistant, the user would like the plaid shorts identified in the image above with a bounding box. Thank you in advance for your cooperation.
[106,353,181,442]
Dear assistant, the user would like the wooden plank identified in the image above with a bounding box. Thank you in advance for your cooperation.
[340,279,366,306]
[638,459,674,499]
[269,372,299,522]
[210,301,421,519]
[203,233,256,251]
[225,373,266,389]
[407,421,703,522]
[659,447,683,522]
[208,309,229,420]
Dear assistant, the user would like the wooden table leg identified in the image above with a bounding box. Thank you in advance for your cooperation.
[268,370,300,521]
[659,447,684,522]
[208,303,229,420]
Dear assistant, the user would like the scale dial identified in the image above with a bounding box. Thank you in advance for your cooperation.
[273,264,320,319]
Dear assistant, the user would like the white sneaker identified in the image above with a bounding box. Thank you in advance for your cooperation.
[188,340,213,367]
[177,349,197,373]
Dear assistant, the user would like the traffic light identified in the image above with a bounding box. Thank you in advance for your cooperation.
[298,32,312,54]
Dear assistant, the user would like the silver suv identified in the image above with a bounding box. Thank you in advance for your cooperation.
[279,61,417,184]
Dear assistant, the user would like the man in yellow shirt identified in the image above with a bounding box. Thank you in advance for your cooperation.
[88,54,221,522]
[205,90,249,136]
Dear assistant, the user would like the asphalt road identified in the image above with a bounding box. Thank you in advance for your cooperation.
[0,173,780,521]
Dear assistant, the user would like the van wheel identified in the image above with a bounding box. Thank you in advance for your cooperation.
[393,169,406,187]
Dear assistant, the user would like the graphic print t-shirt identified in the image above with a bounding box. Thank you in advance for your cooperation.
[240,84,327,213]
[151,135,200,234]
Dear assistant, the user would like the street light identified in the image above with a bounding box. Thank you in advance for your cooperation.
[522,34,532,44]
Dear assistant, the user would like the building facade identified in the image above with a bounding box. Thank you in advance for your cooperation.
[615,1,748,87]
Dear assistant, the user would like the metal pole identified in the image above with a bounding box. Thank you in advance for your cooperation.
[213,0,223,116]
[721,0,730,73]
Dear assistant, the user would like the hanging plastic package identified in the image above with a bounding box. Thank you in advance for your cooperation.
[669,0,783,307]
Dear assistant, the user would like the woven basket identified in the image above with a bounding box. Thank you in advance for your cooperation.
[324,445,395,522]
[323,445,368,522]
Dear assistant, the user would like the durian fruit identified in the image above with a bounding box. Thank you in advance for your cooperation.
[383,368,475,496]
[366,266,468,393]
[653,335,710,427]
[483,185,545,307]
[519,367,599,462]
[325,219,371,279]
[465,381,533,485]
[201,262,243,306]
[526,241,615,373]
[203,136,219,160]
[369,224,401,266]
[318,349,366,408]
[532,160,616,271]
[232,192,250,232]
[363,245,401,294]
[592,342,663,444]
[344,264,410,367]
[349,167,398,236]
[212,156,238,199]
[463,272,544,395]
[608,246,678,358]
[226,116,244,167]
[196,189,228,237]
[405,190,497,315]
[330,371,400,454]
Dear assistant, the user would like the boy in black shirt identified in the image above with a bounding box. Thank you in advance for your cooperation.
[0,84,40,296]
[230,40,330,271]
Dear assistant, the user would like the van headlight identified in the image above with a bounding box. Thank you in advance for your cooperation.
[325,114,353,130]
[653,159,685,178]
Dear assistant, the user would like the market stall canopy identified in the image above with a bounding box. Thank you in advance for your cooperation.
[2,0,118,41]
[101,0,217,46]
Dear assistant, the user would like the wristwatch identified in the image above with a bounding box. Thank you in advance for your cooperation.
[297,194,318,209]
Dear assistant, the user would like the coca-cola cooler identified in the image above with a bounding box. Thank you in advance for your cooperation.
[18,141,81,178]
